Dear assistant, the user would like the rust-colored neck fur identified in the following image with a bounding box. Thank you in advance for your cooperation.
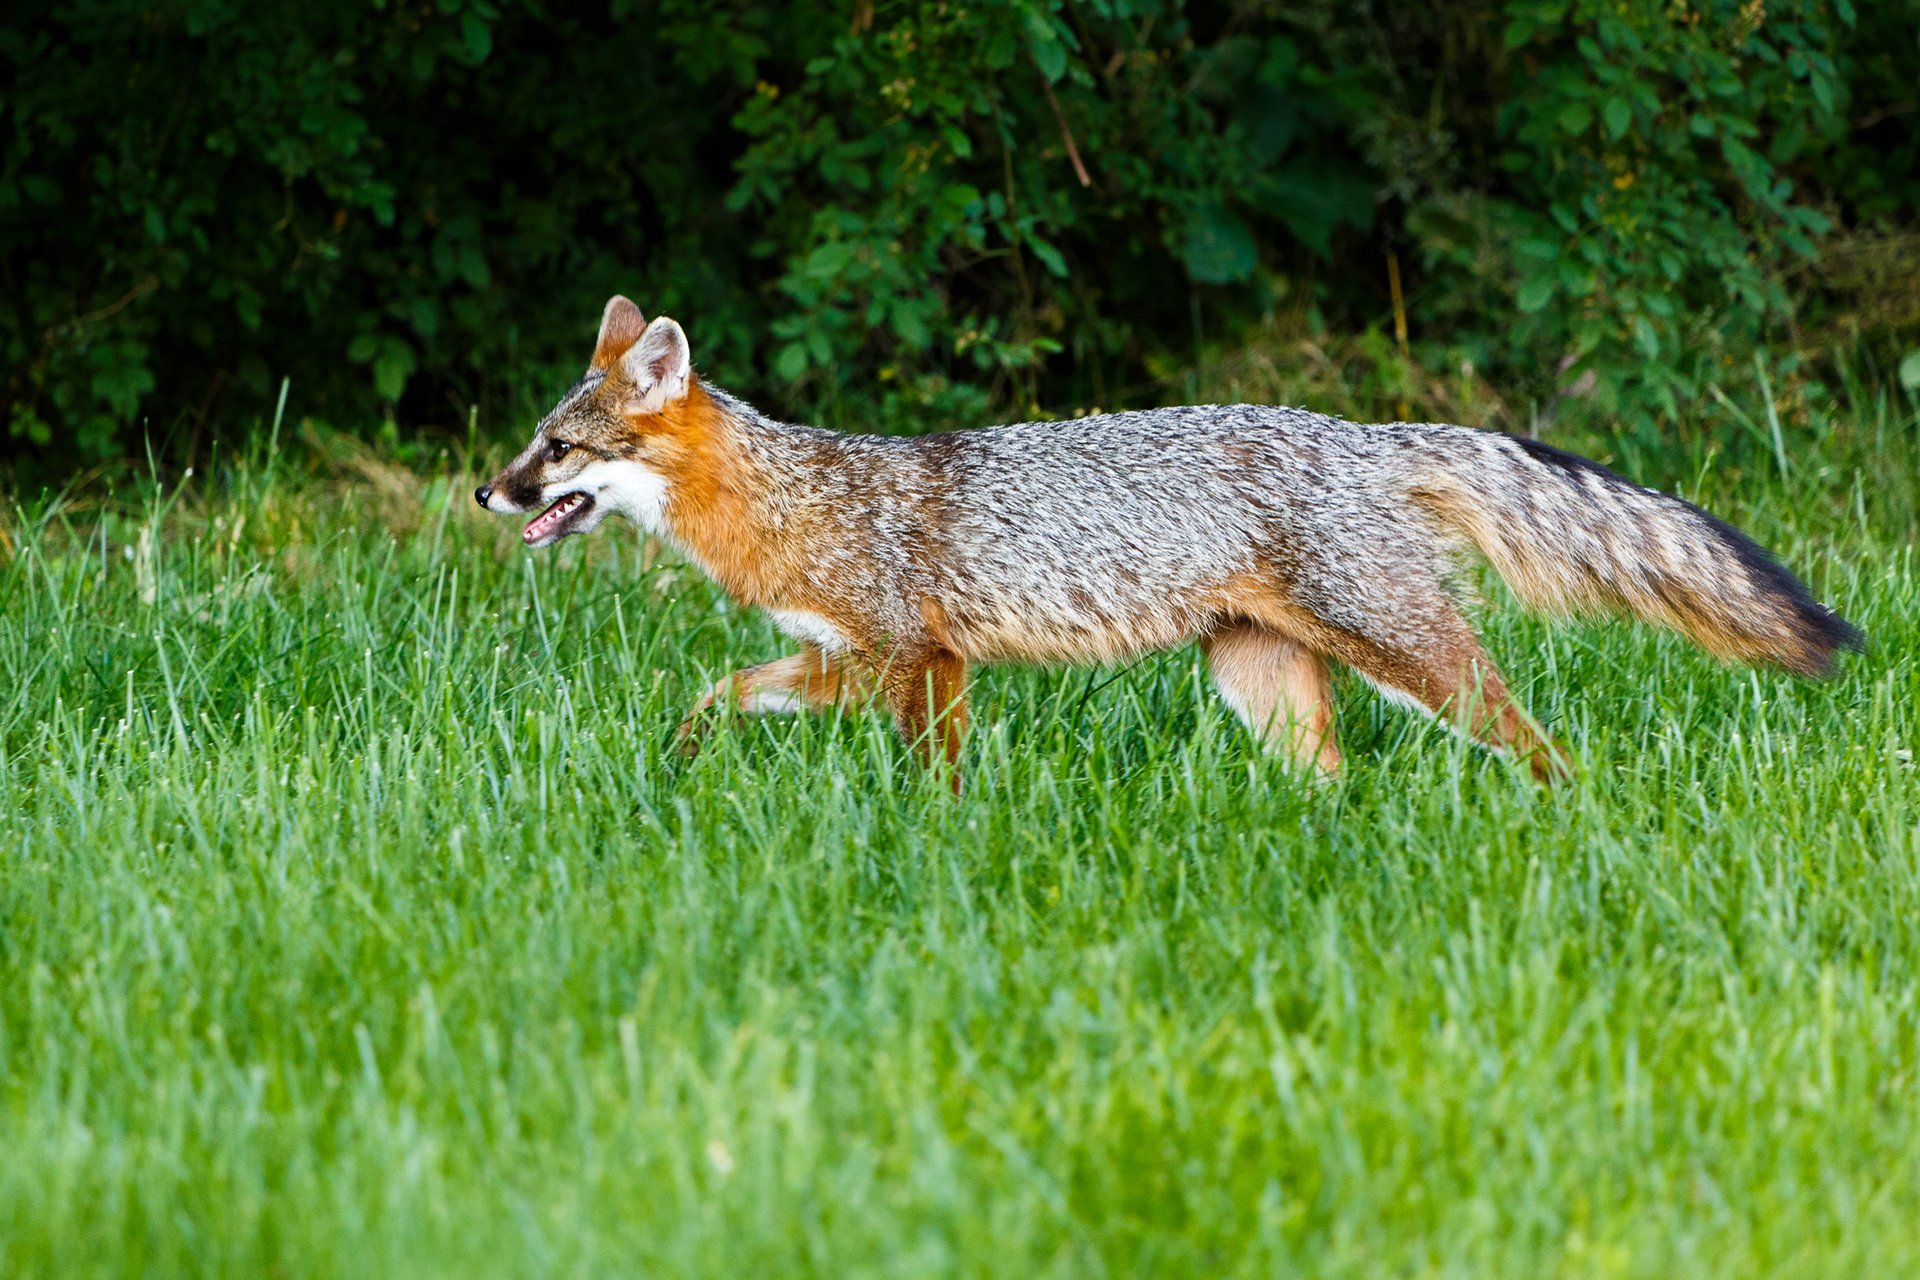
[635,378,810,608]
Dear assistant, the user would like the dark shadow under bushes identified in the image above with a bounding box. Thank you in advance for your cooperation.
[2,0,1916,478]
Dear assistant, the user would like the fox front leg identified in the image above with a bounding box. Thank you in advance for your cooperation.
[675,647,874,758]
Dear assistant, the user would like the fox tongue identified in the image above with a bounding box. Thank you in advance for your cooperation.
[524,493,585,543]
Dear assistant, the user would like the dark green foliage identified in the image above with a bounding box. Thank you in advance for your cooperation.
[1,0,1914,471]
[1432,0,1858,422]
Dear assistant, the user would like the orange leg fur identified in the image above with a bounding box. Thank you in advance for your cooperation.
[1231,591,1570,781]
[676,646,873,757]
[1338,628,1569,782]
[1202,623,1342,772]
[880,648,969,793]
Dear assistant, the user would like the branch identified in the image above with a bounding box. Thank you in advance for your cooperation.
[1037,73,1092,188]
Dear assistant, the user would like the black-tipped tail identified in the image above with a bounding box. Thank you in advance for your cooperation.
[1417,433,1861,677]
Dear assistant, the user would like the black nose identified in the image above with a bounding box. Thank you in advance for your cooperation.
[474,485,492,509]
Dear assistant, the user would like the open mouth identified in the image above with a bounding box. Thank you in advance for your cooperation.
[523,492,594,545]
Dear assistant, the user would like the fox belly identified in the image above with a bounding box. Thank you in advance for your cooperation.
[937,593,1223,664]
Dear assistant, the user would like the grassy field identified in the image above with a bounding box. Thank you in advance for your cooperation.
[1,388,1916,1278]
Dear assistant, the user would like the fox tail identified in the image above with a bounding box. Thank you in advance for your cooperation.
[1410,433,1860,677]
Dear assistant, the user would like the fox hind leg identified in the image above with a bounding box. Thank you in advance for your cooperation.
[676,646,874,757]
[1336,616,1569,782]
[1202,623,1342,773]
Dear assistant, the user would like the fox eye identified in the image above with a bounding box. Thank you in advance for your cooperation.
[546,439,573,462]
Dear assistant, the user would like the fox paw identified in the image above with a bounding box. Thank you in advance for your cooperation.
[673,713,712,759]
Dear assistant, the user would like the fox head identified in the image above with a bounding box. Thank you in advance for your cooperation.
[475,296,697,547]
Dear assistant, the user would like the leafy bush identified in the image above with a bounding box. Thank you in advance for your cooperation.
[724,0,1379,427]
[1419,0,1855,425]
[0,0,1913,473]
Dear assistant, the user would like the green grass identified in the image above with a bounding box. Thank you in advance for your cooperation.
[2,395,1916,1279]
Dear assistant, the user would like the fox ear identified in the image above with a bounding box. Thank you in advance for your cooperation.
[591,296,648,371]
[615,317,691,414]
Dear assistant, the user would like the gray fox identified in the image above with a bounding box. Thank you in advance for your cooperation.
[477,296,1859,788]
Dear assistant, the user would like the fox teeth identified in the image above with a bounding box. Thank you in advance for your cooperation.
[524,493,587,543]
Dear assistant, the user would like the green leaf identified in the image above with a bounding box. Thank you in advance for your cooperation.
[1603,97,1631,139]
[939,183,982,217]
[1029,32,1066,84]
[1516,274,1556,313]
[461,14,491,63]
[373,346,413,400]
[773,342,808,382]
[802,241,855,279]
[1181,204,1258,284]
[890,297,931,349]
[1631,315,1660,358]
[1026,235,1067,278]
[407,296,440,340]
